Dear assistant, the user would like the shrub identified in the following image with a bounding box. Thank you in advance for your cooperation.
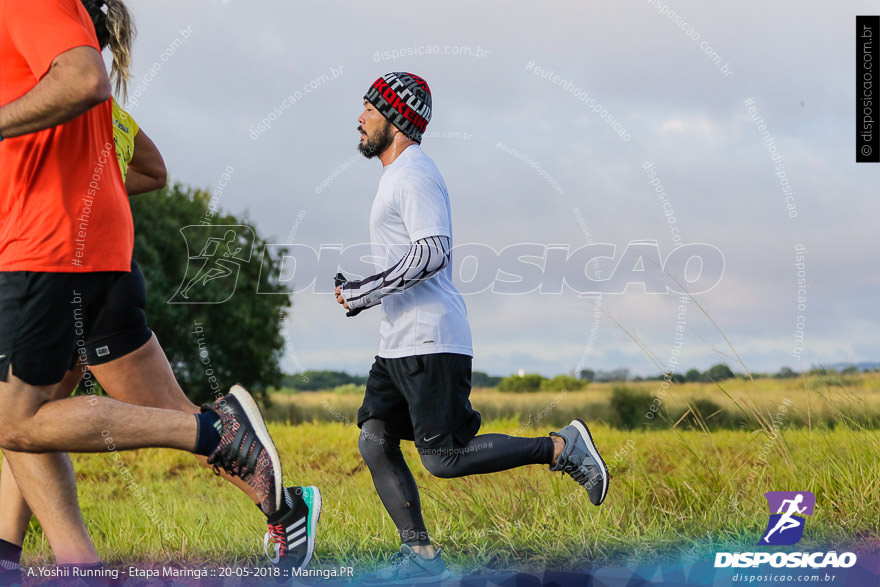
[685,398,728,428]
[498,373,544,392]
[541,375,587,392]
[609,386,654,430]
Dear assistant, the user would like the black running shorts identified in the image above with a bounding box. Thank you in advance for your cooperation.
[357,353,482,451]
[0,261,152,386]
[83,260,152,366]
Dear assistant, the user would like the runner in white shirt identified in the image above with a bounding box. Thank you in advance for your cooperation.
[346,141,471,358]
[336,72,609,584]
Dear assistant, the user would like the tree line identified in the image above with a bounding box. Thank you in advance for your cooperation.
[280,363,877,393]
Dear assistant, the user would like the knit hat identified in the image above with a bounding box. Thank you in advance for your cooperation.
[364,72,432,142]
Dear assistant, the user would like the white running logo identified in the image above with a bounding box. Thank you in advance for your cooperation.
[762,493,807,543]
[422,434,441,443]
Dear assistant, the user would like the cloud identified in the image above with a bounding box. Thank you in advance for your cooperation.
[124,0,877,376]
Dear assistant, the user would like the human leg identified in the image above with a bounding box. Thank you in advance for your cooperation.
[0,461,29,550]
[418,433,553,478]
[358,419,429,546]
[1,452,99,565]
[0,335,259,568]
[356,359,451,582]
[0,369,101,565]
[88,334,258,503]
[0,373,198,454]
[82,263,310,564]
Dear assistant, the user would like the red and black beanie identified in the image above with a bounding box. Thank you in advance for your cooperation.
[364,72,432,142]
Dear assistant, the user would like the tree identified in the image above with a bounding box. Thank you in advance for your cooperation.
[775,366,797,379]
[472,371,502,388]
[579,369,595,382]
[130,183,291,405]
[705,363,735,382]
[595,368,629,383]
[282,371,368,391]
[685,369,703,383]
[658,372,686,384]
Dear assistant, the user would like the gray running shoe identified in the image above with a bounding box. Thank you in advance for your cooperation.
[364,544,450,584]
[550,418,609,505]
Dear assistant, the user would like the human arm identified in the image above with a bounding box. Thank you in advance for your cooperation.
[0,46,110,138]
[336,235,451,313]
[125,128,167,195]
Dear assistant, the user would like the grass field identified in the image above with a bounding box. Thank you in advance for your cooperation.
[13,374,880,572]
[267,371,880,430]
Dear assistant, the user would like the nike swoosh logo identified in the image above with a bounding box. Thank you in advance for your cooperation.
[423,434,441,442]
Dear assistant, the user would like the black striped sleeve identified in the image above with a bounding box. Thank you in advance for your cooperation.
[340,235,450,311]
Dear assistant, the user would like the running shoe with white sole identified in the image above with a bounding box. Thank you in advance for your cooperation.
[264,486,322,570]
[550,418,609,505]
[363,544,450,585]
[202,384,282,514]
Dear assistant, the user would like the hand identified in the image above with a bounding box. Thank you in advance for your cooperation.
[335,285,349,309]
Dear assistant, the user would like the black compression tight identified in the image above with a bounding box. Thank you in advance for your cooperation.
[358,419,554,546]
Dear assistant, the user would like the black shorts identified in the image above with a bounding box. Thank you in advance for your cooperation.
[357,353,482,451]
[84,260,152,366]
[0,261,152,386]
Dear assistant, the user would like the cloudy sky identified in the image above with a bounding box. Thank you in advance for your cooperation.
[123,0,878,378]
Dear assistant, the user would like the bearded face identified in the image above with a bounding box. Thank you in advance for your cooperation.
[357,118,395,159]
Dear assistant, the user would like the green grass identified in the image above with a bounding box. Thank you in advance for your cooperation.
[16,415,880,571]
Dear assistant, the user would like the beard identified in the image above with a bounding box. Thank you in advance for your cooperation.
[357,120,395,159]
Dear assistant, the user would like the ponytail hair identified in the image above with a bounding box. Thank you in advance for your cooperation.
[81,0,136,101]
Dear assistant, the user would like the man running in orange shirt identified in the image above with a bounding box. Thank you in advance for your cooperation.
[0,0,286,573]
